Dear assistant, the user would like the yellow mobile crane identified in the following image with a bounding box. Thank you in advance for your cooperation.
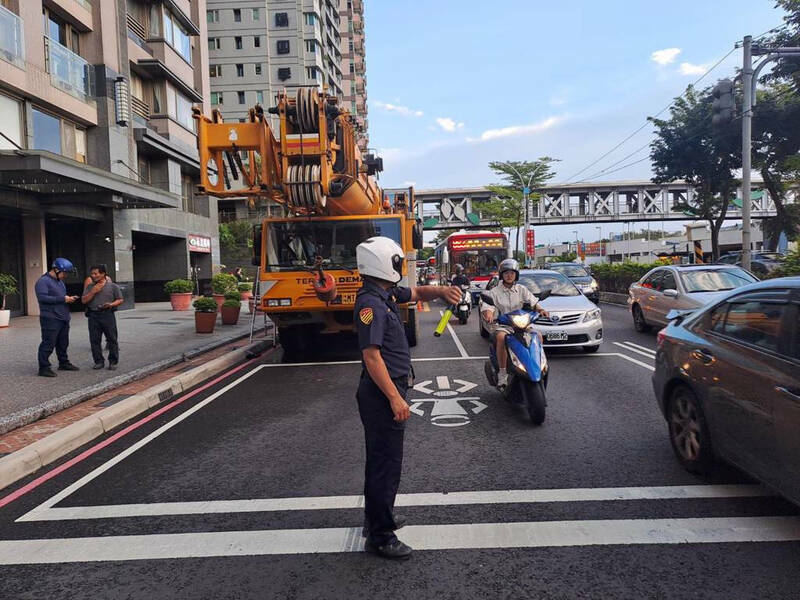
[194,88,423,353]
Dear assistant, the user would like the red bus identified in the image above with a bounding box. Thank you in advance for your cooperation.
[434,231,509,288]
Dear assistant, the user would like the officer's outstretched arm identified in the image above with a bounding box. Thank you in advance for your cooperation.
[362,347,410,422]
[410,285,462,306]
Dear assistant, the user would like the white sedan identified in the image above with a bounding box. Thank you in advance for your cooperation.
[479,270,603,353]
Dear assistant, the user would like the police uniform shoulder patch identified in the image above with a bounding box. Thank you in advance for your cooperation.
[359,307,374,325]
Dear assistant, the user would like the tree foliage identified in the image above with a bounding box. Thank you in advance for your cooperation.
[649,85,741,260]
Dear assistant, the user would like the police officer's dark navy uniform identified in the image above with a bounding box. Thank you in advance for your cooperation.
[35,258,80,377]
[354,278,412,555]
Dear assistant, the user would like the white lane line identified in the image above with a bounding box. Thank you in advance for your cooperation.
[259,357,486,368]
[622,341,657,355]
[3,516,800,563]
[438,310,469,358]
[613,342,657,360]
[613,352,656,372]
[18,365,268,520]
[19,485,770,521]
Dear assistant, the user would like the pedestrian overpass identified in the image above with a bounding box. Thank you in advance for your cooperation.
[416,180,794,230]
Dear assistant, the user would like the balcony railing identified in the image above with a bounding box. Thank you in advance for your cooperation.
[76,0,92,10]
[126,12,150,51]
[131,95,150,125]
[45,36,94,102]
[0,5,25,68]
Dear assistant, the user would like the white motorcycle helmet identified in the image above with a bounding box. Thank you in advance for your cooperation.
[357,236,404,284]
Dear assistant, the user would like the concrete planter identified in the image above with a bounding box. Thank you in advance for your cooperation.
[240,290,253,301]
[169,292,193,311]
[220,304,241,325]
[195,311,217,333]
[0,309,9,328]
[212,294,225,313]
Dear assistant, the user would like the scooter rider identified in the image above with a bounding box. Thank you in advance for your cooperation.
[450,264,470,287]
[481,258,550,390]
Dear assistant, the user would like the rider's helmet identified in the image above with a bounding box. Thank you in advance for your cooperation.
[454,264,464,275]
[51,258,76,275]
[498,258,519,282]
[356,236,404,284]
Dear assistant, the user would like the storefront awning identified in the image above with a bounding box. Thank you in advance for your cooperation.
[0,150,182,209]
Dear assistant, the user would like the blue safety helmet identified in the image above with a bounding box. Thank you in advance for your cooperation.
[52,258,76,274]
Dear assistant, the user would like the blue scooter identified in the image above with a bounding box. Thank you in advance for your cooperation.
[480,290,551,425]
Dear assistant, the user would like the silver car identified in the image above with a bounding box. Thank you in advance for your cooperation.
[628,265,758,332]
[479,270,603,352]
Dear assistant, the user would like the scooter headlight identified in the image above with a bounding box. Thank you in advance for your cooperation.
[511,313,531,329]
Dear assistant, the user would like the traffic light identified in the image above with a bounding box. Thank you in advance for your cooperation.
[711,78,735,127]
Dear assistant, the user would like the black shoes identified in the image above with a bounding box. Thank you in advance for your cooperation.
[93,362,104,370]
[38,368,57,377]
[362,515,406,538]
[108,363,118,371]
[58,363,79,371]
[364,538,413,560]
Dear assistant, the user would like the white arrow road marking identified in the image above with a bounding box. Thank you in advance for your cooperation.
[469,400,488,414]
[3,516,800,563]
[453,379,478,393]
[436,376,450,389]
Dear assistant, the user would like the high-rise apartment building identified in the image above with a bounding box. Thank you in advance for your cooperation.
[0,0,218,316]
[339,0,367,152]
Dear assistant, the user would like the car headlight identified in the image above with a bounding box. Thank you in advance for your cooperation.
[590,280,598,289]
[583,308,601,322]
[511,313,531,329]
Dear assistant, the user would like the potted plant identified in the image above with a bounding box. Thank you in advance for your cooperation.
[211,273,238,312]
[238,281,253,301]
[164,278,194,311]
[0,273,18,328]
[220,291,242,325]
[193,296,218,333]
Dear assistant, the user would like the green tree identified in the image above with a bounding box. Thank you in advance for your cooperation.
[482,158,558,258]
[417,247,435,260]
[649,85,741,260]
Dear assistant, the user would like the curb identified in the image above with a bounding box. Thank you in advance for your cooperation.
[0,331,253,437]
[599,291,629,306]
[0,339,273,493]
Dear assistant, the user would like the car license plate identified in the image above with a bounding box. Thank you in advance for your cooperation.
[545,331,568,342]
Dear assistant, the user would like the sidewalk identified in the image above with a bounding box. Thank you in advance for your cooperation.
[0,302,260,435]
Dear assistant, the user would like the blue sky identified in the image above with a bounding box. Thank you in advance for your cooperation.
[363,0,784,243]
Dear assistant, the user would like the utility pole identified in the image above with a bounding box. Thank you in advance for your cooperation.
[742,35,753,272]
[507,164,536,268]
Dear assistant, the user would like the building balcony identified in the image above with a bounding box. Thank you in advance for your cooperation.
[49,0,93,32]
[44,37,94,102]
[0,5,24,69]
[131,95,150,126]
[352,0,363,12]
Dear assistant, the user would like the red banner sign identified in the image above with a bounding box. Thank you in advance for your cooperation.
[525,229,535,256]
[188,234,212,253]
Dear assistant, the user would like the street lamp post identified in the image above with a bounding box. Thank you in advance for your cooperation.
[506,164,536,267]
[596,226,602,260]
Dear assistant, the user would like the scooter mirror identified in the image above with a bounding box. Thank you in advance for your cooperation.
[480,293,494,306]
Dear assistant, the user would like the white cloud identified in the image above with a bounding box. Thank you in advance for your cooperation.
[651,48,681,65]
[435,117,465,132]
[372,100,424,117]
[679,61,708,76]
[468,116,563,142]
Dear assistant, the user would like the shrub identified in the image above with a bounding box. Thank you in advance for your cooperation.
[193,296,218,312]
[224,291,242,301]
[211,272,238,294]
[0,273,18,310]
[164,279,193,294]
[237,282,253,292]
[591,261,668,294]
[222,299,241,308]
[767,249,800,278]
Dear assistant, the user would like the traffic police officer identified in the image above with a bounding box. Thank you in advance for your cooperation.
[354,236,461,560]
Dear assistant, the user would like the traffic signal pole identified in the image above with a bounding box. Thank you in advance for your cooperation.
[742,35,753,271]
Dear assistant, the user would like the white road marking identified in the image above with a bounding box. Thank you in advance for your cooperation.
[438,310,469,358]
[612,352,656,371]
[613,342,657,360]
[436,375,450,389]
[3,516,800,564]
[19,485,770,522]
[621,341,657,356]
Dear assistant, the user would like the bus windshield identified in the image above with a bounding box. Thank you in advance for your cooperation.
[266,218,402,271]
[451,249,505,278]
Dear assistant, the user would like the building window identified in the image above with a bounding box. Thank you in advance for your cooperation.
[233,9,241,22]
[252,8,260,21]
[166,84,194,131]
[254,63,262,75]
[209,64,222,77]
[0,94,23,150]
[74,127,86,163]
[137,157,150,184]
[208,37,220,51]
[349,62,354,73]
[152,84,164,113]
[235,36,242,50]
[162,7,192,64]
[256,91,264,104]
[210,91,222,105]
[238,91,245,104]
[236,63,244,77]
[349,40,354,53]
[278,67,291,81]
[253,36,261,48]
[275,12,289,27]
[277,40,290,54]
[206,10,219,23]
[31,108,61,154]
[304,13,316,26]
[305,40,316,53]
[306,67,317,80]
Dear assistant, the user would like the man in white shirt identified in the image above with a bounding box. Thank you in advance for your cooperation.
[481,259,549,389]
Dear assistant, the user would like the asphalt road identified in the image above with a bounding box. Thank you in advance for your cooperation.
[1,300,799,599]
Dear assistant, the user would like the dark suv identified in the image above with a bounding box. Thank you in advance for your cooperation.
[652,277,800,506]
[546,263,599,303]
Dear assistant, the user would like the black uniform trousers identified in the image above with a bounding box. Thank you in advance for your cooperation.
[356,372,408,546]
[87,310,119,365]
[38,317,70,369]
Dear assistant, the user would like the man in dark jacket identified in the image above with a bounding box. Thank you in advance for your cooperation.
[35,258,80,377]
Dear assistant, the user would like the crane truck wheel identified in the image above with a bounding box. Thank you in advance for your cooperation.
[405,310,418,347]
[278,326,309,358]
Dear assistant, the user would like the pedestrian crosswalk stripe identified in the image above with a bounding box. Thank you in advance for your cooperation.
[18,485,770,522]
[614,341,656,359]
[2,516,800,564]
